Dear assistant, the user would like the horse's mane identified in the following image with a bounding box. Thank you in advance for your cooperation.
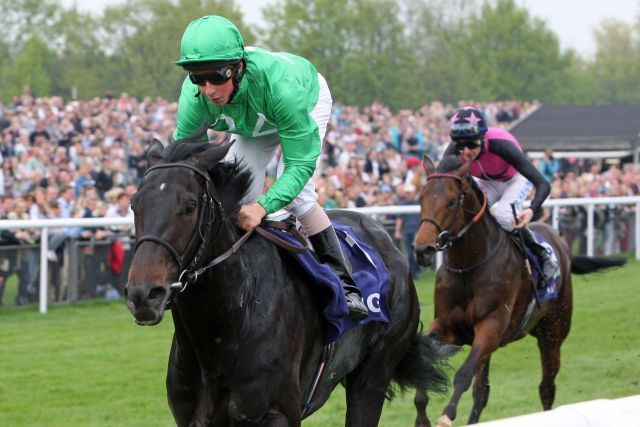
[165,127,253,218]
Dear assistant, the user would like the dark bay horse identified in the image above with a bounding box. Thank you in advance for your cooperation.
[412,155,626,427]
[123,136,454,427]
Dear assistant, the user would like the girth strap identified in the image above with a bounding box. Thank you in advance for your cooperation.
[301,342,335,417]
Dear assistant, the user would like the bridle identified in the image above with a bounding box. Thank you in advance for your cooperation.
[419,172,501,274]
[419,172,487,251]
[134,162,229,303]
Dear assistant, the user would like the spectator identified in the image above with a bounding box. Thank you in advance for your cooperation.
[539,148,560,182]
[8,197,40,305]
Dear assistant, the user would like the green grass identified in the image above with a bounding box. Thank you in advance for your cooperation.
[1,257,638,426]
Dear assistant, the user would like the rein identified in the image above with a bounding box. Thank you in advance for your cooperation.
[181,218,310,289]
[135,161,310,305]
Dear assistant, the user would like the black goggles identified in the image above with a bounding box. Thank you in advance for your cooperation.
[189,65,236,86]
[454,139,483,151]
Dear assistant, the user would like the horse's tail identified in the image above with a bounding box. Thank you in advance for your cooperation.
[570,255,627,275]
[388,332,459,399]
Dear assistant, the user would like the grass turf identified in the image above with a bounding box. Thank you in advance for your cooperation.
[0,257,638,426]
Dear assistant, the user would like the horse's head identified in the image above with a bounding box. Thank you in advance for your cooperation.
[414,155,486,267]
[124,134,251,325]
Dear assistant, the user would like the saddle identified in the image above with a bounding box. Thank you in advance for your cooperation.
[260,219,391,343]
[257,216,309,254]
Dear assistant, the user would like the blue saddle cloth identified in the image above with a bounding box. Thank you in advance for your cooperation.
[263,222,391,343]
[524,232,559,304]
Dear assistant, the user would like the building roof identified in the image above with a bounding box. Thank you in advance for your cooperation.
[510,106,640,155]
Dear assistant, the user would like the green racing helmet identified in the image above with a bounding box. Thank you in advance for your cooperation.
[175,15,245,66]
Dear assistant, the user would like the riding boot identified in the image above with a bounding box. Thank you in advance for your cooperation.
[309,226,369,321]
[521,227,559,285]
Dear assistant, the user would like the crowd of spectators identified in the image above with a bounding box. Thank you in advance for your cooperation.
[0,85,637,305]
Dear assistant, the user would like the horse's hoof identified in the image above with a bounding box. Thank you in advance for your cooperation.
[436,415,452,427]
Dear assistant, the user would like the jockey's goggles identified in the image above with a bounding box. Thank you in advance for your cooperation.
[454,139,483,151]
[189,65,236,86]
[450,122,481,139]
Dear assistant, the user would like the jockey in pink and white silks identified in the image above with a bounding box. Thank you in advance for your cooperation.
[442,106,559,285]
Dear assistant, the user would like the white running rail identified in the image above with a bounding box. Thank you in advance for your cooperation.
[0,197,638,314]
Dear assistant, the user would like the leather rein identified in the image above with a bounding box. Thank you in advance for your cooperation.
[134,162,309,304]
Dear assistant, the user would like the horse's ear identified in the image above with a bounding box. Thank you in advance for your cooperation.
[197,141,234,169]
[423,154,436,176]
[146,139,164,169]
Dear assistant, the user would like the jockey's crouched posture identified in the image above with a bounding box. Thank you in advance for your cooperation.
[443,107,560,285]
[172,15,368,320]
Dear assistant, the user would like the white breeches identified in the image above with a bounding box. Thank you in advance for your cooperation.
[474,172,533,231]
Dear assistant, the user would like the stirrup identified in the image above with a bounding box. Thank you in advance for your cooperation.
[345,291,368,321]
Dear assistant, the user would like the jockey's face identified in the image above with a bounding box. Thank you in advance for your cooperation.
[191,62,243,106]
[196,76,235,106]
[460,145,482,162]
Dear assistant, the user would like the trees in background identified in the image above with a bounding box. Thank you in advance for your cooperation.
[1,0,639,109]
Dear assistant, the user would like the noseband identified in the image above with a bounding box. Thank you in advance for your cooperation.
[419,172,487,250]
[135,162,224,297]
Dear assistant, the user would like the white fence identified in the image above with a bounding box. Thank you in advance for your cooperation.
[0,196,638,314]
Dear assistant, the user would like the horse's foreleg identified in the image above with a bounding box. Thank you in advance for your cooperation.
[438,320,501,427]
[414,389,431,427]
[344,380,388,427]
[536,331,563,410]
[468,359,491,424]
[166,335,211,427]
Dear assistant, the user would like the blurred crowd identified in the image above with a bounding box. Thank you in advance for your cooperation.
[0,85,637,305]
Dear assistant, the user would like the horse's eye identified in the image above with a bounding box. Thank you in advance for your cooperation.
[185,201,197,215]
[447,198,457,209]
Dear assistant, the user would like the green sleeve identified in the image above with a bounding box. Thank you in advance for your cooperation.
[173,77,209,142]
[257,84,320,214]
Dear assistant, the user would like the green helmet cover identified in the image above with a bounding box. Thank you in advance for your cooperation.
[175,15,245,66]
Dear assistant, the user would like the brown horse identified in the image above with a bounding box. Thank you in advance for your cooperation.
[412,155,626,427]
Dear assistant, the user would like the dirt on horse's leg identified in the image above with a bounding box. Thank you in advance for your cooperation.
[414,388,431,427]
[468,359,491,424]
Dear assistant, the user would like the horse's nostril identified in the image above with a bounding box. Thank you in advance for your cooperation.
[148,286,167,303]
[414,244,435,256]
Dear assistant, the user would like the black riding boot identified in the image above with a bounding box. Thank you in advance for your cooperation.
[521,227,559,285]
[309,226,369,321]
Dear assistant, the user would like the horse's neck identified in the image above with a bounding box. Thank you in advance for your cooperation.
[450,211,502,262]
